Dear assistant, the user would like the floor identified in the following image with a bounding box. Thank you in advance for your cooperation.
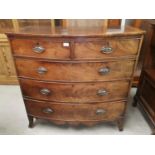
[0,85,151,135]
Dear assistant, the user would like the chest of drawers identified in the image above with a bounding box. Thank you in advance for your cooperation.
[6,26,144,131]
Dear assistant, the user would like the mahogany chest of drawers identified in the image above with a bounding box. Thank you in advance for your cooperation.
[6,26,144,131]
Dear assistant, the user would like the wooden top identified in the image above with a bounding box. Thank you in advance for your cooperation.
[2,25,145,38]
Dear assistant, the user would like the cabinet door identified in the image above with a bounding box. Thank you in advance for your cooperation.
[0,34,18,84]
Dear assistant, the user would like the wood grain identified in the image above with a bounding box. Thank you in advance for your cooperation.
[19,78,129,102]
[74,38,140,59]
[15,58,135,82]
[25,99,125,122]
[5,21,144,129]
[11,38,71,59]
[5,25,145,38]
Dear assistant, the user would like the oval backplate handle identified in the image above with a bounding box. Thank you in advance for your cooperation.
[100,46,113,54]
[40,88,51,95]
[33,45,45,53]
[97,89,109,96]
[37,67,47,74]
[98,67,110,75]
[43,108,53,114]
[96,109,106,115]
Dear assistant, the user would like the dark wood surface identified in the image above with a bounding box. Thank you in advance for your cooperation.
[145,69,155,82]
[6,24,144,130]
[140,76,155,117]
[133,20,155,134]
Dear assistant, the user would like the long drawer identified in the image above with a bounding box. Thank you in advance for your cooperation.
[20,79,129,102]
[74,38,140,59]
[25,99,125,121]
[15,59,135,82]
[10,38,71,59]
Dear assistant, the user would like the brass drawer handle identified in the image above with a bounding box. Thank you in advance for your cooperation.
[96,109,106,115]
[43,108,53,114]
[40,88,51,95]
[37,67,47,74]
[97,89,109,96]
[98,67,110,75]
[101,46,113,54]
[33,45,45,53]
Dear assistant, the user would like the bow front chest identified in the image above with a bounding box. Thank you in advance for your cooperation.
[6,26,144,131]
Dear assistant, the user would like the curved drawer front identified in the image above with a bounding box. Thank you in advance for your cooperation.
[11,38,70,59]
[20,79,129,102]
[15,59,135,82]
[25,99,125,121]
[75,38,140,59]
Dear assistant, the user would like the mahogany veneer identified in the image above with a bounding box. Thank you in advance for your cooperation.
[19,79,129,102]
[15,59,135,82]
[6,25,144,131]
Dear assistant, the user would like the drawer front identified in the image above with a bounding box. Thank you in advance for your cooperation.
[25,99,125,121]
[20,79,129,102]
[11,38,70,59]
[15,59,135,82]
[74,38,140,59]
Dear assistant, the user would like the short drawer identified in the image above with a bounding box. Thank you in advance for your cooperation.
[10,38,71,59]
[74,38,140,59]
[15,59,135,82]
[25,99,125,121]
[20,79,129,102]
